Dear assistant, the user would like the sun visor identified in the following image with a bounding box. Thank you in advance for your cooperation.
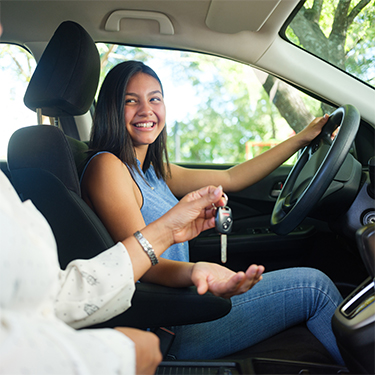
[205,0,281,34]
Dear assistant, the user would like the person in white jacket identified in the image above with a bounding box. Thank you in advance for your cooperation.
[0,169,263,375]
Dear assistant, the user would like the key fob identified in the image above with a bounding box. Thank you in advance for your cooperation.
[215,206,233,234]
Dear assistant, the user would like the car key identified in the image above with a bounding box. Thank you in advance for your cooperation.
[215,206,233,263]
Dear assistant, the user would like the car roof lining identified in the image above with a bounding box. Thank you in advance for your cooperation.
[1,0,298,64]
[1,0,374,127]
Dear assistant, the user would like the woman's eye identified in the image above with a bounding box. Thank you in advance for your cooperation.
[150,97,162,102]
[125,98,136,104]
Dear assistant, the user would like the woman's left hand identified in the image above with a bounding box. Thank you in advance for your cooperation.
[191,262,264,299]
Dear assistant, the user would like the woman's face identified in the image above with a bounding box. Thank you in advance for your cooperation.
[124,72,166,150]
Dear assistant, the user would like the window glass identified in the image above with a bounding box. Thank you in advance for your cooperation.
[283,0,375,87]
[0,44,37,159]
[98,44,334,165]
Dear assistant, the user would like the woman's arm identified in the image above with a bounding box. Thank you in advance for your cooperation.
[82,158,264,297]
[118,184,224,284]
[81,152,145,243]
[81,156,226,285]
[167,115,329,197]
[121,185,264,296]
[81,153,191,285]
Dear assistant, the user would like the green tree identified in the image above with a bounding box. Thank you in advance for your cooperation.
[95,0,374,163]
[288,0,374,79]
[279,0,375,122]
[96,44,152,97]
[167,55,290,163]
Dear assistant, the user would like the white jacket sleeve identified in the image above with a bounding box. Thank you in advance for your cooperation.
[0,171,137,375]
[55,242,136,329]
[0,312,136,375]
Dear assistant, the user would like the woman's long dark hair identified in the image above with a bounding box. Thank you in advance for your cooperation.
[89,60,170,180]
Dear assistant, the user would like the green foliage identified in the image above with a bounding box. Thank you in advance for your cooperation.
[165,58,298,164]
[1,0,371,164]
[96,0,373,164]
[96,43,153,98]
[345,2,375,85]
[96,44,326,164]
[286,0,375,86]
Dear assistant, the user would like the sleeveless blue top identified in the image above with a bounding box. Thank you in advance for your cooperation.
[81,152,189,262]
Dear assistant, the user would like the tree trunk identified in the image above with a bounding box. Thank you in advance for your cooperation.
[262,75,314,133]
[260,0,370,132]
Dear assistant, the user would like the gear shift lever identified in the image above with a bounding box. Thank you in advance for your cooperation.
[356,223,375,280]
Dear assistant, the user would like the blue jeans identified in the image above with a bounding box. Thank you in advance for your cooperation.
[169,268,344,365]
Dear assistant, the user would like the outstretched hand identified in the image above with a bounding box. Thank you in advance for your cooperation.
[191,262,264,299]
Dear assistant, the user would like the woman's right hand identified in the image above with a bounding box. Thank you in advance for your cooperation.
[159,185,225,246]
[191,262,264,299]
[127,185,227,282]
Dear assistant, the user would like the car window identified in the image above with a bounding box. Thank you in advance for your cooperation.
[0,42,337,165]
[0,44,37,160]
[97,43,334,165]
[282,0,375,88]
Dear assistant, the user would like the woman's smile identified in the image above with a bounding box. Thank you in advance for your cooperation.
[133,121,156,129]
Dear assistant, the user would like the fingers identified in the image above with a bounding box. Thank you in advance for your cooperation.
[318,114,329,127]
[218,264,264,298]
[245,264,264,280]
[195,276,209,295]
[216,192,228,207]
[183,185,229,217]
[313,114,329,128]
[184,185,223,203]
[299,114,329,146]
[222,271,246,293]
[185,185,224,219]
[308,114,327,128]
[192,262,265,299]
[245,264,264,289]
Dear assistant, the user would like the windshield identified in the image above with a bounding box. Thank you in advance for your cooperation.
[283,0,375,87]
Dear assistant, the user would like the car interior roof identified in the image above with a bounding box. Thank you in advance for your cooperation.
[1,0,374,124]
[1,0,293,62]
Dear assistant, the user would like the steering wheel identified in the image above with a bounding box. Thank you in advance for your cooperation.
[271,104,360,236]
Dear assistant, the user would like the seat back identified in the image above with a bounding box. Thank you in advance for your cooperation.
[8,125,114,269]
[7,21,109,268]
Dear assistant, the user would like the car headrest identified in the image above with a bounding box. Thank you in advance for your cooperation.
[24,21,100,117]
[8,125,81,195]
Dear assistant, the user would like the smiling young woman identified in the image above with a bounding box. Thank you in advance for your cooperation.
[79,60,345,364]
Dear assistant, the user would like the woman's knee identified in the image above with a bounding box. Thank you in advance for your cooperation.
[298,268,343,308]
[301,268,337,290]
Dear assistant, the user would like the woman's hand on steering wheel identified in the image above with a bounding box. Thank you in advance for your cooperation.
[297,114,329,148]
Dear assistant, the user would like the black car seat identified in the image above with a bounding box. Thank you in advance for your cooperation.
[7,20,231,329]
